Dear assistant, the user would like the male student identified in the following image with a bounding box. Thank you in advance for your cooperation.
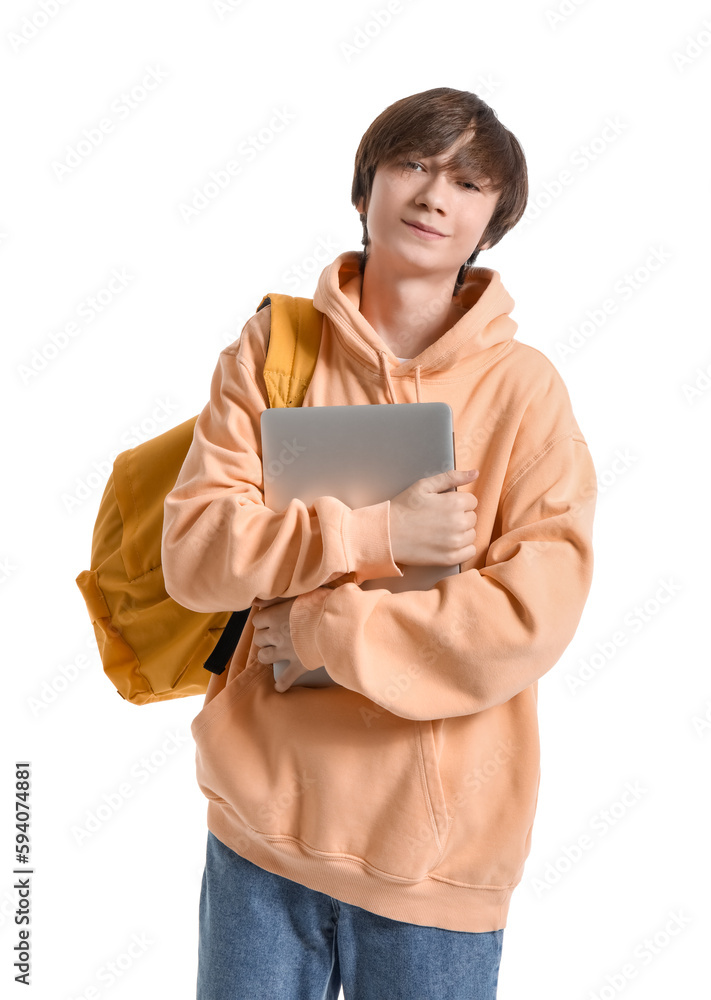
[161,86,597,1000]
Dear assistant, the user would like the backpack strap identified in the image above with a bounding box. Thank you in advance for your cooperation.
[257,293,322,408]
[203,293,322,676]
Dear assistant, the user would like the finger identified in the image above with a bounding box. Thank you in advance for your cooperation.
[422,468,479,493]
[252,614,272,633]
[274,661,302,693]
[257,643,280,662]
[274,669,292,692]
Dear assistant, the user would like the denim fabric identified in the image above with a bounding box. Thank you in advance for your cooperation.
[197,830,504,1000]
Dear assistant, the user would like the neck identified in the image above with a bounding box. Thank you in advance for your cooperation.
[358,250,465,358]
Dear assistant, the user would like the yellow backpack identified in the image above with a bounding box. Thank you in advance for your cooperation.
[75,294,322,706]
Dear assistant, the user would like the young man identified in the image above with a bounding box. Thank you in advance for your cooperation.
[162,87,597,999]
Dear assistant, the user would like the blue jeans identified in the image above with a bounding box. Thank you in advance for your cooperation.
[197,830,504,1000]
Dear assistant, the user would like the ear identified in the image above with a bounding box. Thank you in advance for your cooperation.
[356,195,366,215]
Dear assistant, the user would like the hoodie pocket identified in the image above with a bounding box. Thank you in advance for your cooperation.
[191,663,450,881]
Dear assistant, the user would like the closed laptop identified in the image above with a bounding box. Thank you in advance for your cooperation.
[260,402,460,687]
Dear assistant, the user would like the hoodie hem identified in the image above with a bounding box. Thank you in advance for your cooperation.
[204,800,514,933]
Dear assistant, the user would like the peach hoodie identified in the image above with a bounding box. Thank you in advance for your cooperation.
[161,250,597,933]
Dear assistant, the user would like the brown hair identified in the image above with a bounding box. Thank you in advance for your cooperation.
[351,87,528,292]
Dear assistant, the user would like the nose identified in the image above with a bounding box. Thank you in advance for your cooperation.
[414,170,449,214]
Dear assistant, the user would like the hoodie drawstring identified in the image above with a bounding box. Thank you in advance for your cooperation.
[378,350,422,404]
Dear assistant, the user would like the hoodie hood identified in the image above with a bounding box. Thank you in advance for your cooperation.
[312,250,518,403]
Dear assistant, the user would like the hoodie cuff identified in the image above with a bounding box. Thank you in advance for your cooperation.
[290,587,331,670]
[342,499,404,583]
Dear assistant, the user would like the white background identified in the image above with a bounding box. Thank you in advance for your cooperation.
[2,0,710,997]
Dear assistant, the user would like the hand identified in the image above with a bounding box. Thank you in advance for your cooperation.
[389,468,479,567]
[251,596,311,693]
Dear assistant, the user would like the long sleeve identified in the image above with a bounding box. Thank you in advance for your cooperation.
[289,430,597,721]
[161,329,404,614]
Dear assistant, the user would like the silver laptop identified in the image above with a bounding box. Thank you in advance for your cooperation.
[260,402,460,688]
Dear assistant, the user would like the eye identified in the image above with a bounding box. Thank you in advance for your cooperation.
[403,161,480,191]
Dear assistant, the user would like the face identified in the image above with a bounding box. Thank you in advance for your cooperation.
[356,132,500,280]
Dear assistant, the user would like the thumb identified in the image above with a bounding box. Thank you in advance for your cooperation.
[422,468,479,493]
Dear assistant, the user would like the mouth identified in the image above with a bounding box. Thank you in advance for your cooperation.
[403,219,448,239]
